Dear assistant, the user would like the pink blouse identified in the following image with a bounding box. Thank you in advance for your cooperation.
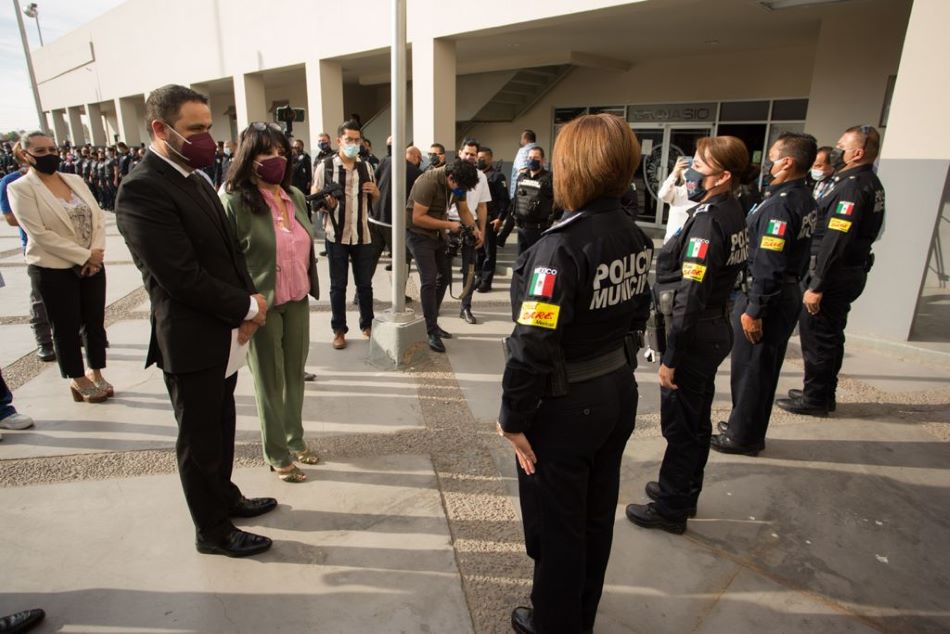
[260,187,311,306]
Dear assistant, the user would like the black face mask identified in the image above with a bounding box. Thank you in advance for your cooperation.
[428,153,442,166]
[359,146,369,158]
[684,167,719,202]
[828,147,846,170]
[476,159,488,170]
[30,153,61,175]
[386,144,392,156]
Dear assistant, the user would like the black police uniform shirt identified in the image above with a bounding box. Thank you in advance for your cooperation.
[509,169,554,226]
[808,164,885,293]
[655,193,748,369]
[484,168,509,220]
[119,152,132,176]
[292,152,312,192]
[499,197,653,433]
[104,157,117,184]
[744,178,817,319]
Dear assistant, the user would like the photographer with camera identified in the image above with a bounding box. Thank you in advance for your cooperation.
[311,120,380,350]
[406,158,479,352]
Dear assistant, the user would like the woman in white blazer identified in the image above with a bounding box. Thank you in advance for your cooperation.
[9,132,112,403]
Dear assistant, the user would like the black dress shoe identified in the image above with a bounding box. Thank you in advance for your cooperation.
[710,433,764,456]
[625,502,687,534]
[460,308,477,324]
[229,496,278,518]
[434,326,453,339]
[775,396,829,417]
[644,481,696,518]
[0,608,45,633]
[303,372,317,382]
[476,280,492,293]
[717,420,729,434]
[196,529,272,558]
[511,607,535,634]
[787,388,836,412]
[36,345,56,362]
[385,263,393,271]
[427,334,446,353]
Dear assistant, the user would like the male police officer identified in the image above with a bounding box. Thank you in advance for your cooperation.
[711,133,818,455]
[777,125,885,416]
[477,146,509,292]
[498,146,555,254]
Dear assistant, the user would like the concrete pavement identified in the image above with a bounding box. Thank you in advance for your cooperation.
[2,216,950,632]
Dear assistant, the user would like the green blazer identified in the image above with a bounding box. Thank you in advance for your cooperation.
[220,185,320,307]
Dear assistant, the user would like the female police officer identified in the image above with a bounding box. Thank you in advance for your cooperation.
[497,114,653,634]
[625,136,750,534]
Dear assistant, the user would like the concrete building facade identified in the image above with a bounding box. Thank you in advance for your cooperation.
[28,0,950,347]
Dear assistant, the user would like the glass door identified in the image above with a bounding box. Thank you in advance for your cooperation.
[630,124,713,228]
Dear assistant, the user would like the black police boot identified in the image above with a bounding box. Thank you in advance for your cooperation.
[427,334,446,353]
[460,307,477,324]
[511,607,536,634]
[644,481,696,518]
[717,420,729,434]
[434,326,453,339]
[36,344,56,362]
[710,433,764,456]
[625,502,686,534]
[476,277,492,293]
[775,396,829,417]
[788,388,836,412]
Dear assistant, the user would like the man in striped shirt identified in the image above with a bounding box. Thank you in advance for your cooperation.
[312,120,380,350]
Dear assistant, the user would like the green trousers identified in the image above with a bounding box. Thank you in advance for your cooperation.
[246,298,310,468]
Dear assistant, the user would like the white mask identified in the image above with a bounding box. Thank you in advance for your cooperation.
[810,168,826,182]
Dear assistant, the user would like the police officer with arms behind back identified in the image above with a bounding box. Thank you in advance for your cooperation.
[498,114,653,634]
[711,132,818,456]
[776,125,885,416]
[626,135,750,535]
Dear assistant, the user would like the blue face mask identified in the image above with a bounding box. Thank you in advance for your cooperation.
[451,187,466,197]
[528,159,541,171]
[342,143,360,159]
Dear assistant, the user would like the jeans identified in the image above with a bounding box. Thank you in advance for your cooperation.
[406,231,450,335]
[0,369,16,421]
[27,261,52,348]
[325,239,375,333]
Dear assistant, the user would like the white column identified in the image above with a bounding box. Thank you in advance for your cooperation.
[85,103,107,146]
[233,72,267,134]
[115,96,143,146]
[305,59,344,144]
[412,37,456,152]
[66,106,85,146]
[50,109,68,145]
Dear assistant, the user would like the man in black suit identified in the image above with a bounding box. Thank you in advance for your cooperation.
[115,84,276,558]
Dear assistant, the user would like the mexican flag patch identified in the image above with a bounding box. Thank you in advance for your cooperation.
[686,238,709,260]
[767,219,787,236]
[836,201,855,216]
[529,267,557,298]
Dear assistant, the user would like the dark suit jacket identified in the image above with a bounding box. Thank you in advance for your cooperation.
[115,150,256,374]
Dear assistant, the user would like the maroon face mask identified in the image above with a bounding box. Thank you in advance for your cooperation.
[163,121,217,169]
[255,156,287,185]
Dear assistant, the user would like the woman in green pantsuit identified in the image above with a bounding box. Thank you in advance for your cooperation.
[220,122,320,483]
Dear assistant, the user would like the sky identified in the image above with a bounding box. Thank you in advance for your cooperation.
[0,0,126,132]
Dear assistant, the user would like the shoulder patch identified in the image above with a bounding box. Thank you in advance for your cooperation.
[766,219,787,236]
[528,267,557,299]
[694,204,710,214]
[760,236,786,251]
[682,262,707,282]
[829,217,852,232]
[835,201,854,216]
[686,237,709,260]
[517,301,560,329]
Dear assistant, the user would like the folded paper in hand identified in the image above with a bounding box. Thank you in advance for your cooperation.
[226,328,249,378]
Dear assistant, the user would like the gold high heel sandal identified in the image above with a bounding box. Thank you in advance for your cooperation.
[269,464,307,483]
[92,378,114,398]
[70,382,108,403]
[294,448,320,465]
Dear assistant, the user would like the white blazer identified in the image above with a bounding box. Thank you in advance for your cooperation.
[8,170,106,269]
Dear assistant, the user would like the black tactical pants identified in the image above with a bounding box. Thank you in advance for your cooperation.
[519,367,637,633]
[726,283,801,446]
[656,316,732,520]
[798,268,867,406]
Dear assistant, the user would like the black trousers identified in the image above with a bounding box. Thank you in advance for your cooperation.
[656,316,732,520]
[370,222,410,297]
[30,265,107,379]
[163,364,243,542]
[458,243,476,311]
[407,232,450,334]
[519,367,637,633]
[726,284,802,446]
[798,268,867,405]
[27,262,52,347]
[475,219,497,285]
[517,226,544,255]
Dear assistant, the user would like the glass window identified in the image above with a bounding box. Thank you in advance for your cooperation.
[589,106,625,118]
[719,100,770,122]
[771,99,809,121]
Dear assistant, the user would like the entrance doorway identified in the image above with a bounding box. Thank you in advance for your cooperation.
[630,124,713,228]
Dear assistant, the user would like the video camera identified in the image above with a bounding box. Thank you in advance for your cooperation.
[446,223,476,259]
[306,182,345,208]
